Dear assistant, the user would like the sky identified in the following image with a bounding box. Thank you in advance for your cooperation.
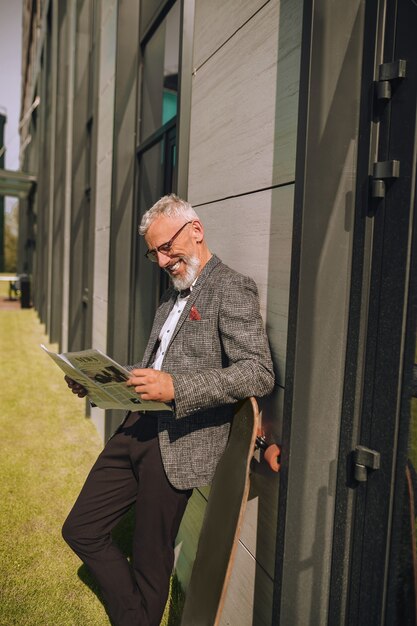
[0,0,23,213]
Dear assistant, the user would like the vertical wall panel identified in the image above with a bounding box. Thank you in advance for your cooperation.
[192,0,268,69]
[90,0,118,438]
[33,8,53,325]
[220,542,274,626]
[197,185,294,383]
[188,0,302,205]
[182,0,303,619]
[46,0,58,336]
[175,489,206,588]
[50,3,69,344]
[68,0,92,350]
[106,0,140,437]
[61,0,76,353]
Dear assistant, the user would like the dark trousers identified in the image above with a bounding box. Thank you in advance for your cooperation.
[62,412,192,626]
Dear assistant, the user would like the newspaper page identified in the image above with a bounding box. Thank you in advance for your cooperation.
[41,345,172,412]
[41,345,116,408]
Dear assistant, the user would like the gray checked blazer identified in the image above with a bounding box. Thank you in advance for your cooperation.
[130,254,275,490]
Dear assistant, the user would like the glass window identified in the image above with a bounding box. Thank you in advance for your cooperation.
[132,2,180,359]
[141,1,180,140]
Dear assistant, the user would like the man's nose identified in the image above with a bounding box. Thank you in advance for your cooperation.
[156,250,171,267]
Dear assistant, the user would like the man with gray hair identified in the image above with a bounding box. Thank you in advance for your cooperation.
[62,194,274,626]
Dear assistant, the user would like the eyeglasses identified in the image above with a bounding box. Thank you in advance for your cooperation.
[144,221,192,262]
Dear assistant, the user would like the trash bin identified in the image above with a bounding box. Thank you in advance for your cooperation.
[19,274,31,309]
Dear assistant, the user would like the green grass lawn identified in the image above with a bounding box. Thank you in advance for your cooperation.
[0,280,181,625]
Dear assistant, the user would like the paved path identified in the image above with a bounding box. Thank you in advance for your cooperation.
[0,295,21,310]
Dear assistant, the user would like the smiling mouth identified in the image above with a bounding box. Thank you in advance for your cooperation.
[166,260,182,273]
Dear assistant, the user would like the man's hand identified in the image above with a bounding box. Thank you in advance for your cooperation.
[127,369,175,402]
[65,375,88,398]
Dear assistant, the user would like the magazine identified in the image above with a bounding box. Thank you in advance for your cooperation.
[41,345,172,411]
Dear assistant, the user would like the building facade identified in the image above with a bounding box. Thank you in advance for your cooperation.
[19,0,417,624]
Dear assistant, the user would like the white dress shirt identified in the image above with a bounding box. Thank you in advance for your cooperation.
[151,288,191,370]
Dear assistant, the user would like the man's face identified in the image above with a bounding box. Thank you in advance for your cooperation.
[145,216,203,290]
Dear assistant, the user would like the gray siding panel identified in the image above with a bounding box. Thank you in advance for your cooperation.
[181,0,302,619]
[192,0,268,70]
[188,0,302,205]
[220,542,274,626]
[175,489,206,588]
[197,185,294,383]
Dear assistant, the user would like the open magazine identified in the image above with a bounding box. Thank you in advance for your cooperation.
[41,345,172,412]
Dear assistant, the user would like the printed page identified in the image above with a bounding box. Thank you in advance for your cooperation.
[41,344,116,409]
[62,349,171,412]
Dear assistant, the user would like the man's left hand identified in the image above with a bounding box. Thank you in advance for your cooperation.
[127,369,175,402]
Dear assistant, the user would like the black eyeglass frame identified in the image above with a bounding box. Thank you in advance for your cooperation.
[144,221,193,262]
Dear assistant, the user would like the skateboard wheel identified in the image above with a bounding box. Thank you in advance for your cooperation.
[264,444,281,472]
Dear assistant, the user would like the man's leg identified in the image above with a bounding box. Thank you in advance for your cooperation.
[62,414,191,626]
[62,423,143,624]
[129,419,192,625]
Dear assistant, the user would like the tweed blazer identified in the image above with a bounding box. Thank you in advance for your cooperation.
[130,255,275,490]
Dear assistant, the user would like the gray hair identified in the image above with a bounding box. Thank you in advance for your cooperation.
[139,194,200,235]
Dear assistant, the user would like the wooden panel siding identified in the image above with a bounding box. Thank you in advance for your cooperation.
[197,185,294,384]
[188,0,302,205]
[175,489,206,588]
[176,479,277,625]
[220,540,274,626]
[192,0,268,70]
[182,0,301,618]
[176,394,284,623]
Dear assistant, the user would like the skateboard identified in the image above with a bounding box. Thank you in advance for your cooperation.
[180,397,280,626]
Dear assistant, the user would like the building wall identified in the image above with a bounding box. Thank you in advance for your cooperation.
[21,0,303,623]
[21,1,414,624]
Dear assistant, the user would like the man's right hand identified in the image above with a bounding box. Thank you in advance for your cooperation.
[65,375,88,398]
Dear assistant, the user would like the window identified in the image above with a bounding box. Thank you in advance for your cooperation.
[131,1,180,359]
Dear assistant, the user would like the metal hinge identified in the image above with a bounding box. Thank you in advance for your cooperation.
[375,59,407,100]
[353,445,380,482]
[371,159,400,198]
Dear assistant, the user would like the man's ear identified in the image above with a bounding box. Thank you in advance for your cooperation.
[191,220,204,243]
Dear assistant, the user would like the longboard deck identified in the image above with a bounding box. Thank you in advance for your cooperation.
[180,397,260,626]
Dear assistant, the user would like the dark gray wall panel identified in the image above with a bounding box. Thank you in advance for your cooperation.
[107,0,140,373]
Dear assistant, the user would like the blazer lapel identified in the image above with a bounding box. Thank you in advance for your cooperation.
[168,254,221,346]
[141,255,221,366]
[141,290,177,366]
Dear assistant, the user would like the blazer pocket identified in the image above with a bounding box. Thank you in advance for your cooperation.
[181,320,213,357]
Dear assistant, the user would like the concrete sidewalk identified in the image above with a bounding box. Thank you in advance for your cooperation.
[0,293,20,310]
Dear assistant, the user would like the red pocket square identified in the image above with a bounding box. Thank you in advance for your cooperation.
[189,305,201,320]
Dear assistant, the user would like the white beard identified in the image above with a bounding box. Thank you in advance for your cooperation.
[166,254,200,291]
